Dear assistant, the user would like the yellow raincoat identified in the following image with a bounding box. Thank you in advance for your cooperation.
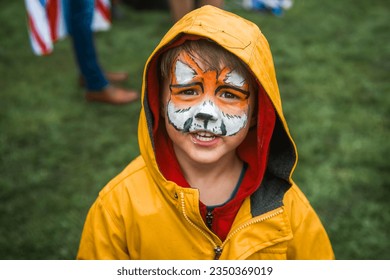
[77,5,334,260]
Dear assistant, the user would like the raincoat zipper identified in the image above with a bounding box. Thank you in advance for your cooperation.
[206,210,214,229]
[180,191,284,260]
[180,192,220,257]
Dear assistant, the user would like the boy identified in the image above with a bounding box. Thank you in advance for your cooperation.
[77,5,334,259]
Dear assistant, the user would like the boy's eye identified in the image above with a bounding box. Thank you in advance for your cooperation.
[171,88,199,101]
[220,91,240,100]
[180,89,197,96]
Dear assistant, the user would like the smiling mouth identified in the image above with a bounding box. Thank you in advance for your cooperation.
[192,131,217,142]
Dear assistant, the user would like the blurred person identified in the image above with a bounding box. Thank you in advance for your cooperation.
[77,5,334,259]
[120,0,169,10]
[242,0,293,16]
[68,0,138,104]
[25,0,138,105]
[168,0,224,22]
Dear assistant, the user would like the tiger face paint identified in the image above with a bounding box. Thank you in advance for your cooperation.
[166,52,251,137]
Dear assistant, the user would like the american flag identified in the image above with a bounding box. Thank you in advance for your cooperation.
[24,0,111,56]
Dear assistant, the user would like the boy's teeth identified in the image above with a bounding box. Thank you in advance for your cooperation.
[198,132,213,137]
[195,132,215,141]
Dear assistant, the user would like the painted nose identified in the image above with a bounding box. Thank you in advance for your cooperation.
[195,112,216,122]
[195,101,218,122]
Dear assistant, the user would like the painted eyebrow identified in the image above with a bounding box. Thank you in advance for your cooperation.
[170,82,204,92]
[216,85,250,98]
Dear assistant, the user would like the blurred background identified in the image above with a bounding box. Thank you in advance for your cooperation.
[0,0,389,259]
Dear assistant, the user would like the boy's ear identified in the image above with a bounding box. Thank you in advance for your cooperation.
[160,103,166,118]
[249,113,257,128]
[249,86,259,128]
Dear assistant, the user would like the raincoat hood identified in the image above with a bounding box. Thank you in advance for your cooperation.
[77,7,335,260]
[138,5,297,200]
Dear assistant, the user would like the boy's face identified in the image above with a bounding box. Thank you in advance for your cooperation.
[161,51,256,165]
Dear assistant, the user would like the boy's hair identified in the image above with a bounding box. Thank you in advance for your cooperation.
[159,38,257,91]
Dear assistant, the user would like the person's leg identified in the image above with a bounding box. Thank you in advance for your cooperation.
[168,0,194,22]
[67,0,137,104]
[68,0,108,91]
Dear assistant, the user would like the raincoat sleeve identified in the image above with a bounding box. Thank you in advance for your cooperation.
[77,197,130,260]
[285,185,335,260]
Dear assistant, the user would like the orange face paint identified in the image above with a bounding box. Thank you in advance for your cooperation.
[166,52,251,136]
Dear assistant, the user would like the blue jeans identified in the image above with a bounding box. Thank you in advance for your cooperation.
[66,0,108,91]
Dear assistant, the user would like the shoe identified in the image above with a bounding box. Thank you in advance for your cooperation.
[79,72,129,87]
[85,85,139,105]
[105,72,129,83]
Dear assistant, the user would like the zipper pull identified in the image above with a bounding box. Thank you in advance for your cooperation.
[214,246,223,260]
[206,210,214,229]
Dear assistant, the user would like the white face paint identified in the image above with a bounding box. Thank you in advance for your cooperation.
[167,99,248,136]
[166,54,251,137]
[225,70,246,87]
[175,60,196,84]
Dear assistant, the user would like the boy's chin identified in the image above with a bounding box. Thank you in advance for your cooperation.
[180,145,238,167]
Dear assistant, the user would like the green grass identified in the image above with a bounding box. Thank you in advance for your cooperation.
[0,0,389,259]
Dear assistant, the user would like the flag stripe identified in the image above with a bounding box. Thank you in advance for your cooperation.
[46,0,59,41]
[25,0,111,56]
[95,0,111,23]
[28,14,50,55]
